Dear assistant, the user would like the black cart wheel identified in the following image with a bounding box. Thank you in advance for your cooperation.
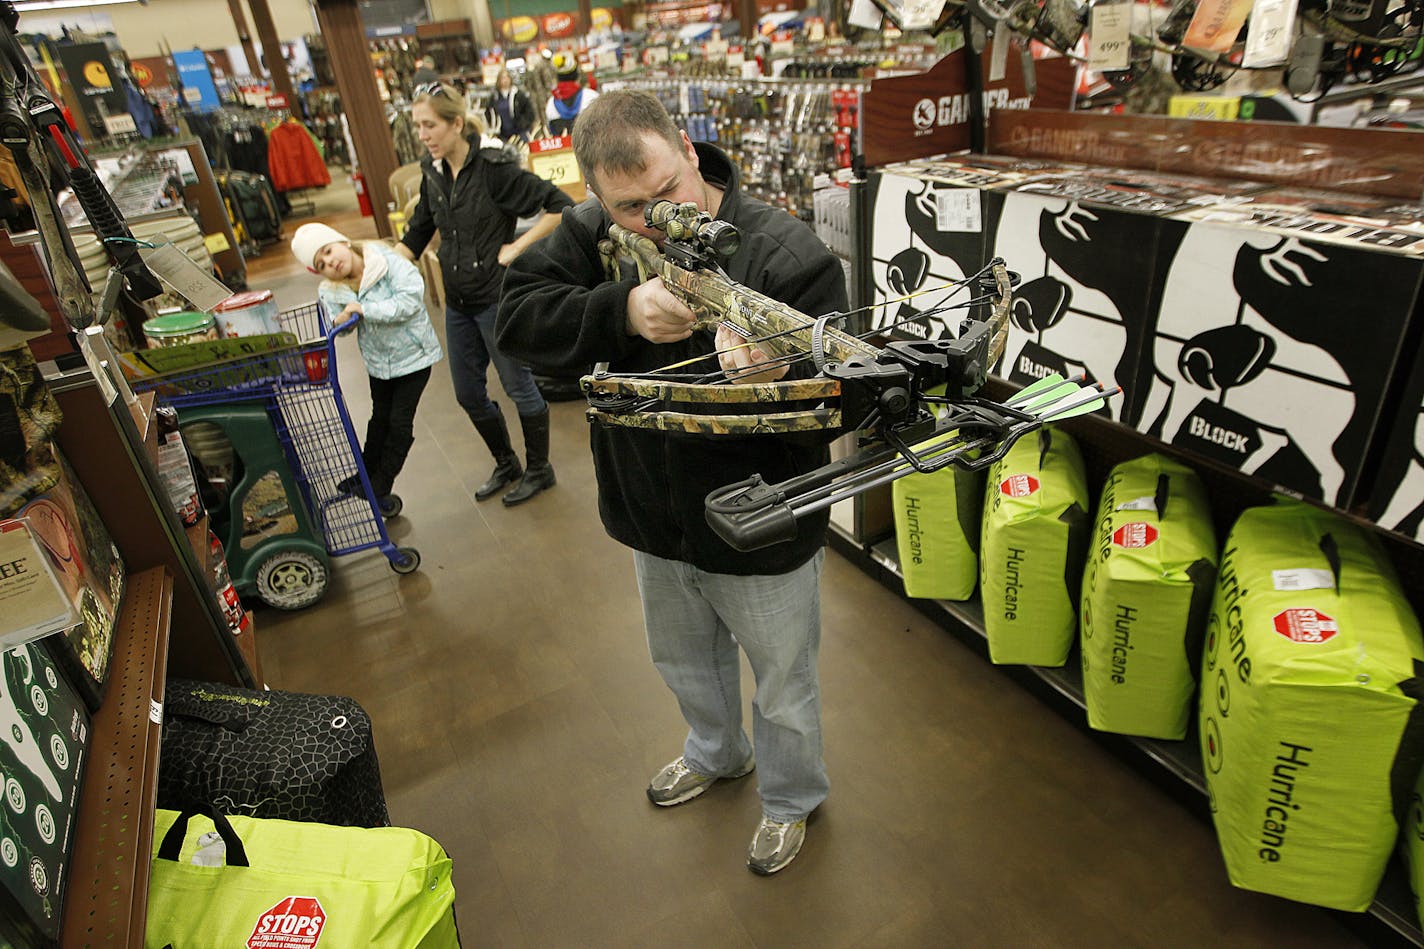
[255,550,329,610]
[378,494,403,518]
[391,547,421,575]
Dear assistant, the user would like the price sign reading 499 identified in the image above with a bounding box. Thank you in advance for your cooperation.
[1088,3,1132,72]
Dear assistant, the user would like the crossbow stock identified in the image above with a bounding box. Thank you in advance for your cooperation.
[581,200,1116,551]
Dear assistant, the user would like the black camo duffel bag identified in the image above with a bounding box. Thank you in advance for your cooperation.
[158,679,391,828]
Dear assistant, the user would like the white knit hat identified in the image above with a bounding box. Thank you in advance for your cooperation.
[291,222,349,272]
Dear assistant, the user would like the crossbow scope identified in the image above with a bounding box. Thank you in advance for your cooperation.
[645,201,741,259]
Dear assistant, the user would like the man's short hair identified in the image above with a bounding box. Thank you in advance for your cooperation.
[572,90,684,195]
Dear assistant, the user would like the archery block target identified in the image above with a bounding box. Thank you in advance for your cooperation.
[892,428,984,601]
[1138,220,1424,508]
[1202,498,1424,912]
[865,169,999,342]
[1080,453,1218,740]
[979,426,1091,666]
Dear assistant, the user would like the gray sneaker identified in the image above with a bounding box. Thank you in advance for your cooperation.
[646,754,755,807]
[747,815,807,875]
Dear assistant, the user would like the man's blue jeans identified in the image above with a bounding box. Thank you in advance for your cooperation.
[633,549,829,822]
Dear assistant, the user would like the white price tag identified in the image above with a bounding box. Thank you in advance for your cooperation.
[1115,495,1158,512]
[183,87,202,104]
[989,22,1010,82]
[705,39,728,60]
[771,36,794,55]
[102,113,138,136]
[849,0,884,30]
[139,237,235,312]
[934,190,981,232]
[645,45,669,66]
[1243,0,1300,67]
[150,699,163,725]
[726,50,745,69]
[902,0,948,30]
[1272,568,1336,592]
[1088,3,1132,72]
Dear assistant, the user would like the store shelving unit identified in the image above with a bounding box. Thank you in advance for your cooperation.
[59,566,171,947]
[825,395,1424,949]
[36,352,257,946]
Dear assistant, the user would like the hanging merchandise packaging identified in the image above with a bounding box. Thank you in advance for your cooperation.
[892,428,983,600]
[979,426,1090,666]
[1080,453,1217,740]
[154,406,202,527]
[159,678,391,828]
[0,345,62,516]
[12,448,125,712]
[1202,498,1424,912]
[145,809,457,948]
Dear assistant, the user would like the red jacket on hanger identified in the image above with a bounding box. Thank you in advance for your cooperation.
[267,120,331,192]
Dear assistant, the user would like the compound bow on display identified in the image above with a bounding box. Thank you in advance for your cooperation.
[581,200,1119,552]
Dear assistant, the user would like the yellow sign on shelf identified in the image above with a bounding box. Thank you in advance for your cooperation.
[1168,95,1241,121]
[203,232,232,254]
[530,151,580,185]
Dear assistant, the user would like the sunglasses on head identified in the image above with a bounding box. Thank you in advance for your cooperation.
[416,81,448,98]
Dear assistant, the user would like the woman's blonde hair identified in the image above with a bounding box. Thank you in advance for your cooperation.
[412,82,486,136]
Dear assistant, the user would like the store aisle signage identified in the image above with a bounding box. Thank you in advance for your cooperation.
[501,16,539,43]
[171,49,221,112]
[529,135,581,187]
[591,7,614,29]
[860,48,1076,167]
[55,42,133,139]
[542,12,577,38]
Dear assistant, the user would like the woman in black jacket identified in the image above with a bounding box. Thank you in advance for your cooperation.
[397,83,574,505]
[485,68,535,143]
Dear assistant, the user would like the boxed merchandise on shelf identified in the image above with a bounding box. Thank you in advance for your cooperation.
[861,152,1424,510]
[6,445,126,713]
[0,640,91,948]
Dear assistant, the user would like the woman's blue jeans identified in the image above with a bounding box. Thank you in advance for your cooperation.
[445,301,546,421]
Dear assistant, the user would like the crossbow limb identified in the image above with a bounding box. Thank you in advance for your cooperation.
[580,200,1117,550]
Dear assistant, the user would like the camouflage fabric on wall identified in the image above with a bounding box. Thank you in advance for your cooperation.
[159,679,390,828]
[0,346,62,516]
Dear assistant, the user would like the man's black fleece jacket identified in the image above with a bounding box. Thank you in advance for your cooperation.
[496,142,848,576]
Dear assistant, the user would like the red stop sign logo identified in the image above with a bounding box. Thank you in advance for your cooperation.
[999,474,1040,498]
[1112,522,1158,548]
[249,896,326,948]
[1273,608,1338,644]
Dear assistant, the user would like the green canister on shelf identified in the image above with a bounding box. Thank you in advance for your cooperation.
[143,311,218,349]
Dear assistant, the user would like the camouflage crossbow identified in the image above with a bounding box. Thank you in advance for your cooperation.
[581,200,1116,551]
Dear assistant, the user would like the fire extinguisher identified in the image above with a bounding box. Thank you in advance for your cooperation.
[351,169,374,217]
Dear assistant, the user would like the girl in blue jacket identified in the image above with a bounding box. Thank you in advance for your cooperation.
[292,222,443,515]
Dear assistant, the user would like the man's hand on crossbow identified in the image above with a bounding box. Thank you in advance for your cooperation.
[627,277,696,343]
[716,323,789,384]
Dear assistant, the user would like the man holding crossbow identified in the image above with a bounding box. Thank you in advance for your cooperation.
[497,90,846,875]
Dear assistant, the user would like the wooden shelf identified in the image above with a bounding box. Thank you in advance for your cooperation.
[60,566,172,948]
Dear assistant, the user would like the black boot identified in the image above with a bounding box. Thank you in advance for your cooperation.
[503,409,556,507]
[472,409,523,501]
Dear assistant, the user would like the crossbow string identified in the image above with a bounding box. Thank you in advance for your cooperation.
[580,200,1119,550]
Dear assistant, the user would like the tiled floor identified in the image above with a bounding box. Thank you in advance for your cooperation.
[245,179,1368,948]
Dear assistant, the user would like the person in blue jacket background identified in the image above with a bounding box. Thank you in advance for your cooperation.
[292,222,444,516]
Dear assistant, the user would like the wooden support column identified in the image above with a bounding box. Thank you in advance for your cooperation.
[224,0,261,79]
[577,0,593,35]
[737,0,757,38]
[315,0,396,238]
[247,0,296,103]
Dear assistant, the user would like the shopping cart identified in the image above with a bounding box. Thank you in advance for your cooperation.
[131,302,420,610]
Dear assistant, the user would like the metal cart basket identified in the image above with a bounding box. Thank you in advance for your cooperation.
[131,302,420,609]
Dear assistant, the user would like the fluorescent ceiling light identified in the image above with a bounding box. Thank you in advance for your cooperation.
[13,0,144,10]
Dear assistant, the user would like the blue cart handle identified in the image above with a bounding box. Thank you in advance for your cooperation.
[330,312,362,338]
